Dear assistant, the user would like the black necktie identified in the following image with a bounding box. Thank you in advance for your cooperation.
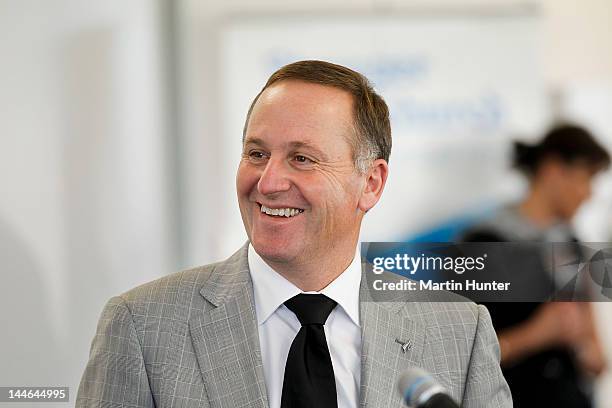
[281,294,338,408]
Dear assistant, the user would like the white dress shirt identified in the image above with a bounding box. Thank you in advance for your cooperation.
[248,244,362,408]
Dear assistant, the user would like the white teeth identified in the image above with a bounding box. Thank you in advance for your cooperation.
[260,205,303,217]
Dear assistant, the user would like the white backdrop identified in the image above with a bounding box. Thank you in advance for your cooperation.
[0,1,175,404]
[215,13,549,256]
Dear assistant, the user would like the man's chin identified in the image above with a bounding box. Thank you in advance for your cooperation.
[251,240,301,265]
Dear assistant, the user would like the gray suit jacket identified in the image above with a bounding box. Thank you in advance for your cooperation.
[77,244,512,407]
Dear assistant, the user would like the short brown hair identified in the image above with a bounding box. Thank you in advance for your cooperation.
[242,60,392,172]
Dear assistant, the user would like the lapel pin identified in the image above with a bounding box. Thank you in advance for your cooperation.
[395,338,412,353]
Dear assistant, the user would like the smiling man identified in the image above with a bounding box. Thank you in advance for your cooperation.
[77,61,511,408]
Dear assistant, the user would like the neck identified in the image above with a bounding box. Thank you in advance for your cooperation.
[518,185,558,228]
[266,240,358,292]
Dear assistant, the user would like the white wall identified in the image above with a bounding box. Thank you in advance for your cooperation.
[0,0,176,402]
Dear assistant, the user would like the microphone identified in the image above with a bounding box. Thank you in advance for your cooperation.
[397,367,459,408]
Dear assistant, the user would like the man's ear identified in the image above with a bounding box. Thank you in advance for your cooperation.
[358,159,389,212]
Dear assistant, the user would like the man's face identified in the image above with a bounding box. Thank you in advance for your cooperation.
[237,80,367,267]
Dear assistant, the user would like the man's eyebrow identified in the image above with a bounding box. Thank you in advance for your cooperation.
[243,137,266,147]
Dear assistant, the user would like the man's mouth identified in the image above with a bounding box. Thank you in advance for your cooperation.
[259,204,304,218]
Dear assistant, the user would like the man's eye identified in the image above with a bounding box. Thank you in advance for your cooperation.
[248,151,266,160]
[294,155,313,164]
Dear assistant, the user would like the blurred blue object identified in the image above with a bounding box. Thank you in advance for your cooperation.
[403,206,498,243]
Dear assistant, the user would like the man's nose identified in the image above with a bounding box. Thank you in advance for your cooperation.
[257,157,291,195]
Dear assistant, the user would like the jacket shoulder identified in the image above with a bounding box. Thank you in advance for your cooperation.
[116,261,222,319]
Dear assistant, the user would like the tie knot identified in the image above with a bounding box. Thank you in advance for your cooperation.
[284,294,337,326]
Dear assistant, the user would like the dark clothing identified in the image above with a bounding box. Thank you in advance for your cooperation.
[460,206,592,408]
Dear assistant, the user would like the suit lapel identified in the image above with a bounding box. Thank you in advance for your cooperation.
[189,244,268,408]
[359,273,426,408]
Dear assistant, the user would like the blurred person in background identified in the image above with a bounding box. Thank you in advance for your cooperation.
[461,124,610,407]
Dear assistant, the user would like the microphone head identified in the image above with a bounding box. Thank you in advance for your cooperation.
[397,367,446,407]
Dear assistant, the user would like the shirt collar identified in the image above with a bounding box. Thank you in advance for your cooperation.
[248,243,361,327]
